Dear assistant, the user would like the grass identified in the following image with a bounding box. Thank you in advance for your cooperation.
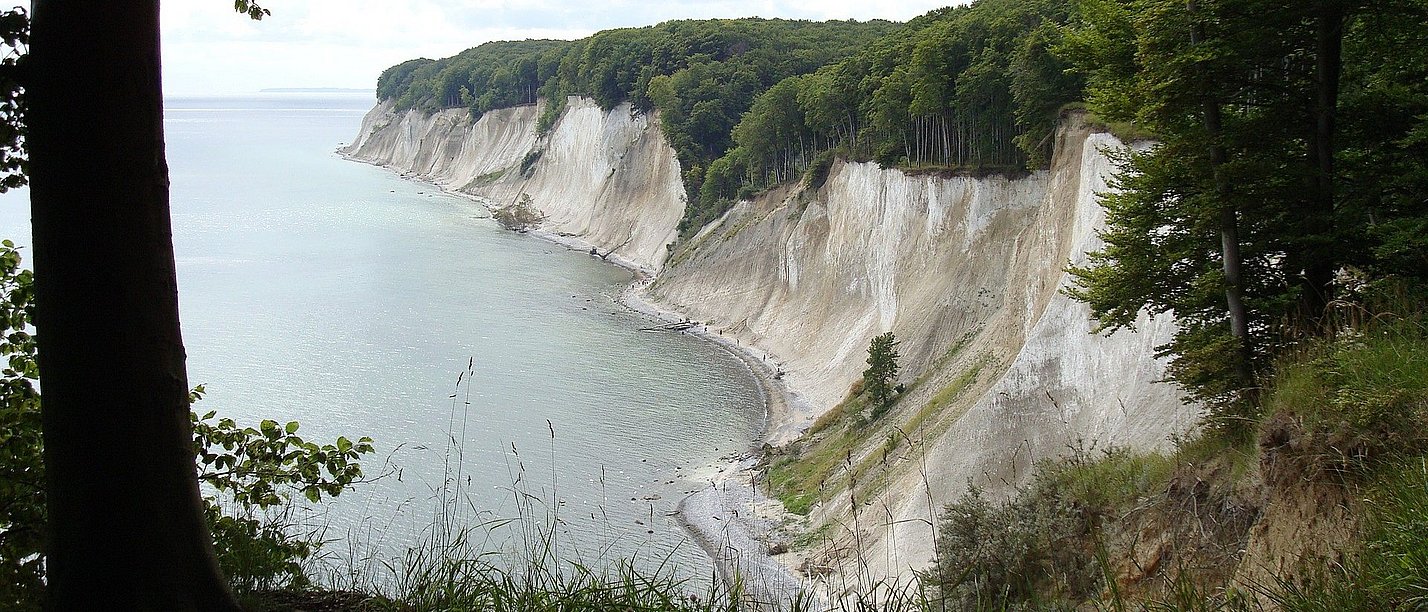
[923,304,1428,610]
[229,362,954,611]
[1063,103,1159,144]
[903,358,983,438]
[766,427,861,516]
[769,346,988,518]
[462,168,507,189]
[1268,312,1428,469]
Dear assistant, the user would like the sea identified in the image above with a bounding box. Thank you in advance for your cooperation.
[0,92,763,585]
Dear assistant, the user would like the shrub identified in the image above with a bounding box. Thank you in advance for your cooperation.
[803,149,836,192]
[493,194,546,232]
[519,148,544,178]
[930,472,1097,610]
[0,240,42,609]
[1261,312,1428,478]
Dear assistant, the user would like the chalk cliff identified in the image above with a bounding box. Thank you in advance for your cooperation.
[343,97,685,274]
[343,96,1195,579]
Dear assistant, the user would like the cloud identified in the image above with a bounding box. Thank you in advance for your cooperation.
[158,0,962,94]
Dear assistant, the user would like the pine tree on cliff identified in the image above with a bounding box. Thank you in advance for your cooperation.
[864,332,900,418]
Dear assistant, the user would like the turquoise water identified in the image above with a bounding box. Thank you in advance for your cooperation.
[0,93,762,580]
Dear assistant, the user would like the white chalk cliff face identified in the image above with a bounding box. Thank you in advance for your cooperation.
[343,96,685,274]
[344,97,1195,577]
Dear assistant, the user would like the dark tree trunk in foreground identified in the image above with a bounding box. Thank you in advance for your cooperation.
[28,2,240,609]
[1302,0,1345,323]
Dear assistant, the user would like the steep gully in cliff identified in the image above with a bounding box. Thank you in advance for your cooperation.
[340,95,1194,598]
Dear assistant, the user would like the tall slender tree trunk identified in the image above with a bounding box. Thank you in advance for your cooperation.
[1301,0,1344,323]
[28,2,241,609]
[1188,0,1255,392]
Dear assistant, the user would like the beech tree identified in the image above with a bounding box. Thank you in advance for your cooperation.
[27,2,259,608]
[1062,0,1428,422]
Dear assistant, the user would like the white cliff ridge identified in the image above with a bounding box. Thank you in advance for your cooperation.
[343,97,1194,581]
[344,97,685,274]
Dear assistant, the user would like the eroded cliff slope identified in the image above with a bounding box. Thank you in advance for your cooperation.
[343,97,685,273]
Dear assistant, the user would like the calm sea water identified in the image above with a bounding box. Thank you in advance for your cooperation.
[0,93,762,580]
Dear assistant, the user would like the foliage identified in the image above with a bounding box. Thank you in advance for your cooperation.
[373,5,1105,238]
[927,305,1428,609]
[0,8,24,195]
[930,481,1093,610]
[1258,459,1428,611]
[863,332,900,418]
[0,241,40,609]
[1262,306,1428,476]
[765,381,875,516]
[373,18,897,235]
[377,40,568,118]
[518,147,542,178]
[191,390,373,509]
[689,0,1084,233]
[492,194,545,232]
[927,439,1251,610]
[1360,460,1428,609]
[190,386,374,593]
[1062,0,1428,423]
[233,0,270,21]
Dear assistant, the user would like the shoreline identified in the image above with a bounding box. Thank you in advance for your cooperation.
[338,150,814,602]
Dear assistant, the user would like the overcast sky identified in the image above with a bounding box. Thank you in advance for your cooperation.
[160,1,960,95]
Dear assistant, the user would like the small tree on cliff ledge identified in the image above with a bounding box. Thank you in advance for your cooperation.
[864,332,900,418]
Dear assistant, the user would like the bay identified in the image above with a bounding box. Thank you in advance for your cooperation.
[0,93,763,583]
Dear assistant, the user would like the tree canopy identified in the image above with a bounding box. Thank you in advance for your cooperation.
[375,18,899,233]
[691,0,1085,231]
[1063,0,1428,419]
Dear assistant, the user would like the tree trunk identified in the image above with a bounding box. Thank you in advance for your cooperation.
[28,2,241,609]
[1301,0,1344,323]
[1189,0,1255,392]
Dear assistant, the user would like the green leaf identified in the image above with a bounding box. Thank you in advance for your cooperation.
[285,421,299,435]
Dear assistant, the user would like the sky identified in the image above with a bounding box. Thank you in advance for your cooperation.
[159,1,961,95]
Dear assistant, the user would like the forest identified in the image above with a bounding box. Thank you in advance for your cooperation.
[377,3,1091,233]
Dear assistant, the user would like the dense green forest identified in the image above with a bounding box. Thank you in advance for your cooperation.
[375,18,899,232]
[375,4,1088,233]
[699,0,1082,229]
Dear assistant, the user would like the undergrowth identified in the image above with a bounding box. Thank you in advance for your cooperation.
[924,304,1428,610]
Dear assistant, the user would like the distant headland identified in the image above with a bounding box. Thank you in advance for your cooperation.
[259,87,375,94]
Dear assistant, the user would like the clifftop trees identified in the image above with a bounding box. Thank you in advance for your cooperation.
[1063,0,1428,420]
[372,18,900,235]
[697,0,1085,231]
[374,6,1096,237]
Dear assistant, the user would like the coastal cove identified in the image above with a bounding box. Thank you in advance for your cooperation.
[343,129,818,602]
[0,93,771,583]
